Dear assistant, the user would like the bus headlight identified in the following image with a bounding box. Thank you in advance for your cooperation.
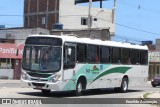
[21,71,29,80]
[50,74,61,83]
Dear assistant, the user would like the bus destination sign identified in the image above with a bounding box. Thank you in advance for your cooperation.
[25,37,62,46]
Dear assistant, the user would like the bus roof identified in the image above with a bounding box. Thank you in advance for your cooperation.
[27,34,148,50]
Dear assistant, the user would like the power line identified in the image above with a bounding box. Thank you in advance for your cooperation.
[0,23,23,27]
[60,14,160,36]
[98,17,160,36]
[0,14,159,39]
[60,14,160,38]
[114,34,142,43]
[0,15,23,17]
[117,1,160,15]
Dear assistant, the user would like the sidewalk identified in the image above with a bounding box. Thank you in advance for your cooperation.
[0,79,20,84]
[147,92,160,98]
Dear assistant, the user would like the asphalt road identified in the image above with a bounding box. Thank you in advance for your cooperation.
[0,81,159,98]
[0,81,159,107]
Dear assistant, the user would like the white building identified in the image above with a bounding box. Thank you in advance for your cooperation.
[59,0,115,35]
[24,0,115,35]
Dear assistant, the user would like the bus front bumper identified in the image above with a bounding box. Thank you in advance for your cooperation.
[21,78,62,91]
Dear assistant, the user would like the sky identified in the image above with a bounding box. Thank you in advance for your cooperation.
[0,0,160,44]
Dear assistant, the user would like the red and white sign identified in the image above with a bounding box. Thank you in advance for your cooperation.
[0,43,24,59]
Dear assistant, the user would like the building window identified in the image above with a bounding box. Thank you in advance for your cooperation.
[81,17,88,25]
[42,17,46,25]
[0,58,14,69]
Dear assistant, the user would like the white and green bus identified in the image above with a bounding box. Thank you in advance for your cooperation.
[21,34,148,95]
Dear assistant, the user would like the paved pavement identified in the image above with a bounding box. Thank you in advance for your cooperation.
[142,81,160,98]
[0,80,159,107]
[147,92,160,98]
[0,79,152,84]
[0,79,159,98]
[0,79,20,84]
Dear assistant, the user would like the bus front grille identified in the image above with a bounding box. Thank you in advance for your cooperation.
[32,82,46,87]
[28,72,52,78]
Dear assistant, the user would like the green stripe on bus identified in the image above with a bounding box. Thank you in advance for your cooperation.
[62,64,110,90]
[91,67,132,83]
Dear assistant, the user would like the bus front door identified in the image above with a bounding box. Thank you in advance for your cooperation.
[63,43,76,89]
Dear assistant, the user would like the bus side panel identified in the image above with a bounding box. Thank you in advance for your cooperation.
[62,64,148,91]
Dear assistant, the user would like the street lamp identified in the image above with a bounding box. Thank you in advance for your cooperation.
[93,9,104,21]
[95,10,104,17]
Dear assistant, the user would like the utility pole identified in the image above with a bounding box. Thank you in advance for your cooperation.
[88,0,92,38]
[112,0,116,23]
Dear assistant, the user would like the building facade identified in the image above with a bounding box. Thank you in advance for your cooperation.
[156,39,160,51]
[0,28,49,44]
[24,0,115,35]
[51,28,111,40]
[0,43,23,79]
[24,0,59,30]
[149,51,160,80]
[0,28,49,79]
[148,39,160,80]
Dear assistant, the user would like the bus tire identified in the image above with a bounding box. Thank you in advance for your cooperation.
[41,89,51,95]
[120,78,128,93]
[75,79,85,96]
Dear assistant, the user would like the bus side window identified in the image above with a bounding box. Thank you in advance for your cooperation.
[100,46,111,63]
[112,47,121,64]
[131,49,140,64]
[64,45,76,69]
[77,44,86,63]
[121,48,130,64]
[87,45,99,63]
[140,50,148,65]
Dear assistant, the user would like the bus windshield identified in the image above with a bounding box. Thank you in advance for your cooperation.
[22,45,61,73]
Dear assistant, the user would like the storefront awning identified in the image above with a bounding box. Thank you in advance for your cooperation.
[0,43,24,59]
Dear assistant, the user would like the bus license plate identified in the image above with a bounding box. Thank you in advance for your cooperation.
[35,86,42,89]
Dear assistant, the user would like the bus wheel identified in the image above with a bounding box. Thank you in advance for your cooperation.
[120,78,128,93]
[41,89,51,95]
[75,79,85,96]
